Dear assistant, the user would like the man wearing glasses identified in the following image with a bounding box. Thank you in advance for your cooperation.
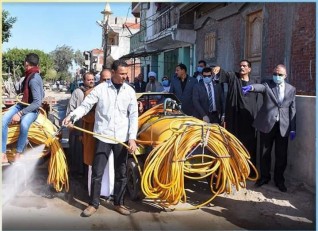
[192,67,225,124]
[242,64,296,192]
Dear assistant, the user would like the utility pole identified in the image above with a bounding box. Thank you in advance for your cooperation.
[101,3,112,69]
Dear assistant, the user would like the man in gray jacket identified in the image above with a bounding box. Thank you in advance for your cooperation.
[242,64,296,192]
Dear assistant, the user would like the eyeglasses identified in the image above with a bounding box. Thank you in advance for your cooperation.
[273,73,285,76]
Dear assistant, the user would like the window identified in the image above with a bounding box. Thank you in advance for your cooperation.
[204,32,216,59]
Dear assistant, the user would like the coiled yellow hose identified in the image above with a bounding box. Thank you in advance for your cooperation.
[69,103,258,211]
[138,104,258,210]
[3,97,69,192]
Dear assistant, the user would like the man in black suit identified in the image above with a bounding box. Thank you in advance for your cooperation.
[169,63,197,116]
[242,64,296,192]
[193,67,225,124]
[134,73,147,93]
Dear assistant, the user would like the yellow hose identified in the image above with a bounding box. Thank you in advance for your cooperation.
[4,96,69,192]
[138,104,258,210]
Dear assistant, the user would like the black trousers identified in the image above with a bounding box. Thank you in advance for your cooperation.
[259,122,289,184]
[90,139,128,208]
[68,130,84,176]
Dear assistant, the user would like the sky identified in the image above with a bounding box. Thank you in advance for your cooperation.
[2,2,132,53]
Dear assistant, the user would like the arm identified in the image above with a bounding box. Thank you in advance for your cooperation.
[66,89,83,116]
[192,85,206,118]
[289,87,296,132]
[65,87,99,125]
[214,67,230,84]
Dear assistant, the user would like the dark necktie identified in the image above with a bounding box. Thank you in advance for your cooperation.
[207,83,214,112]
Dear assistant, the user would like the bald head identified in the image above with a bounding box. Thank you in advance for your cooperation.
[100,69,112,83]
[273,64,287,77]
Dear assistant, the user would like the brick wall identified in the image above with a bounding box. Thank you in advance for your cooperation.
[196,3,315,95]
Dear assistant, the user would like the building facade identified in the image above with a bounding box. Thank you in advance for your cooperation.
[124,2,315,95]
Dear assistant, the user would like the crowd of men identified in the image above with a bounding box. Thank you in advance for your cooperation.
[1,53,296,217]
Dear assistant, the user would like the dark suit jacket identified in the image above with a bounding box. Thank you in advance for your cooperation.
[134,81,147,93]
[192,81,225,120]
[252,80,296,137]
[169,75,197,116]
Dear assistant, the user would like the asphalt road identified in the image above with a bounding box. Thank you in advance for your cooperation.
[2,164,315,231]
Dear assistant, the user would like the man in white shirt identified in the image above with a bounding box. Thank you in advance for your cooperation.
[62,60,138,216]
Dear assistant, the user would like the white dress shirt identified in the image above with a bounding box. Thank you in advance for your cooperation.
[70,81,138,144]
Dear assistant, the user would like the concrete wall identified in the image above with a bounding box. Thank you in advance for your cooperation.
[285,96,316,187]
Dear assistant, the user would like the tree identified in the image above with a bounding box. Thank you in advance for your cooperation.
[50,45,74,74]
[74,49,85,67]
[2,10,17,43]
[45,68,58,82]
[2,48,54,80]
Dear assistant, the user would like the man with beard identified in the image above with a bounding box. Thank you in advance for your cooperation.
[145,71,163,92]
[66,72,95,177]
[169,63,197,116]
[213,60,259,168]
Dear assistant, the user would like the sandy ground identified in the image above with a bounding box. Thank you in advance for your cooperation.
[2,90,315,230]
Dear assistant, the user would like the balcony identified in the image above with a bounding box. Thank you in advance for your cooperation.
[130,30,146,52]
[146,6,195,50]
[153,7,179,35]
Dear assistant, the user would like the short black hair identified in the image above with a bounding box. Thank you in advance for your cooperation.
[25,53,39,66]
[240,59,251,68]
[198,60,206,66]
[82,72,95,81]
[112,60,128,71]
[202,67,212,73]
[177,63,187,72]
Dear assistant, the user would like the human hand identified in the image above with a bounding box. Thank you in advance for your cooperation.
[290,131,296,140]
[212,66,220,75]
[128,139,137,153]
[11,113,21,124]
[242,85,253,95]
[220,115,225,125]
[62,115,74,128]
[203,115,210,123]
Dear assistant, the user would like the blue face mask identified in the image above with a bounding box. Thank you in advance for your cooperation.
[162,80,169,87]
[197,66,203,73]
[273,75,284,84]
[203,76,212,84]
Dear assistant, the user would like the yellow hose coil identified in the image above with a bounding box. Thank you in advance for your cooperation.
[137,104,258,210]
[3,98,69,192]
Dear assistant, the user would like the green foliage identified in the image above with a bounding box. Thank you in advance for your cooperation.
[50,45,74,73]
[74,49,84,66]
[2,10,17,43]
[45,68,58,81]
[2,48,54,80]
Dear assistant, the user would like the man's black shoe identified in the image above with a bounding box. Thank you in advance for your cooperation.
[276,183,287,192]
[255,178,270,187]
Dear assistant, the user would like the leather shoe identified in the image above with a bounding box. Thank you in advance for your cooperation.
[82,205,97,217]
[276,183,287,192]
[114,205,130,215]
[255,178,270,187]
